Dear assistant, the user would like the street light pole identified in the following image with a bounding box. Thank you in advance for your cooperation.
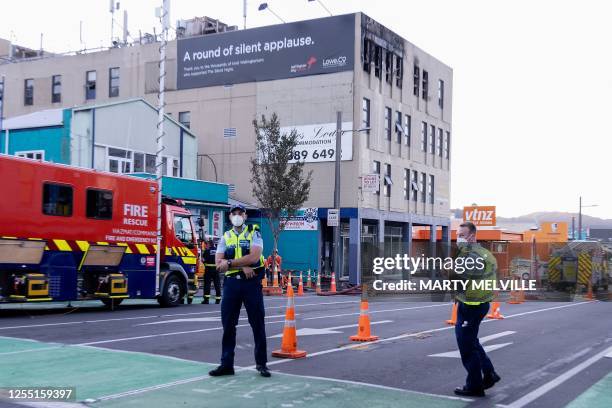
[578,196,598,240]
[333,111,341,281]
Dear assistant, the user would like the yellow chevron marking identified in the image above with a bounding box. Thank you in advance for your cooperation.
[181,256,197,265]
[116,242,133,254]
[135,244,150,254]
[54,240,72,251]
[97,242,109,246]
[76,241,90,252]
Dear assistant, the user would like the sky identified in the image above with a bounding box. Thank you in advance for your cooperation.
[1,0,610,219]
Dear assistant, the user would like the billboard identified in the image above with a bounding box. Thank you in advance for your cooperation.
[463,206,496,226]
[281,122,353,163]
[281,208,319,231]
[177,14,355,89]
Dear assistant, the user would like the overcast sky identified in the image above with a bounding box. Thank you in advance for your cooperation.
[1,0,610,219]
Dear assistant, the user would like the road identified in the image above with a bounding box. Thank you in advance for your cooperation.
[0,294,610,407]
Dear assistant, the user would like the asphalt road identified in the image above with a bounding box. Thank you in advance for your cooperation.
[0,293,610,408]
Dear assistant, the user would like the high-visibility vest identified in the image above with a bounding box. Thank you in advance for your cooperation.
[223,226,265,276]
[455,244,497,305]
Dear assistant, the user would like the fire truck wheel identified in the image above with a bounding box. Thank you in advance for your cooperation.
[160,274,184,307]
[101,298,123,308]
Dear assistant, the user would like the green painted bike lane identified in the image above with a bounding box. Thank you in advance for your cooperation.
[0,337,468,408]
[565,372,612,408]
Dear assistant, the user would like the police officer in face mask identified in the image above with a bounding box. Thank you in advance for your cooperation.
[208,205,270,378]
[453,222,501,397]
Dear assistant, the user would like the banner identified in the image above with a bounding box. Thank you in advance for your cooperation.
[282,122,353,163]
[177,14,355,89]
[281,208,318,231]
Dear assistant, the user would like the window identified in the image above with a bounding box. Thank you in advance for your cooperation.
[385,51,392,84]
[86,70,96,100]
[24,79,34,106]
[395,55,403,88]
[16,150,44,160]
[146,154,156,173]
[134,152,145,172]
[422,70,429,100]
[404,115,411,146]
[384,107,391,141]
[395,111,402,143]
[429,124,436,154]
[172,158,179,177]
[42,183,73,217]
[421,122,427,152]
[437,128,443,157]
[438,79,444,109]
[109,67,120,97]
[374,45,382,78]
[428,175,435,204]
[420,172,427,203]
[373,160,381,196]
[411,170,418,202]
[362,38,372,72]
[162,156,168,176]
[413,65,420,96]
[174,215,194,245]
[108,147,131,174]
[86,189,113,220]
[178,111,191,129]
[52,75,61,103]
[384,163,392,197]
[403,169,409,200]
[362,98,370,130]
[445,131,450,159]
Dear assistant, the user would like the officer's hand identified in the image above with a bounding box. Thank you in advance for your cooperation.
[217,260,229,273]
[243,267,255,279]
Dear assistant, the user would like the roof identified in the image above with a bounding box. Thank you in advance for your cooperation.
[1,108,64,130]
[72,98,195,136]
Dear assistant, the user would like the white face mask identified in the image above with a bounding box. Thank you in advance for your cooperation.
[456,236,468,243]
[231,214,244,227]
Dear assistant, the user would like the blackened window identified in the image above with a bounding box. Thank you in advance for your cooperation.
[52,75,61,103]
[422,70,429,100]
[385,107,392,141]
[109,67,120,97]
[86,189,113,220]
[42,183,73,217]
[395,55,403,88]
[363,38,371,72]
[413,65,420,96]
[24,79,34,106]
[385,51,392,84]
[374,45,382,78]
[85,70,96,100]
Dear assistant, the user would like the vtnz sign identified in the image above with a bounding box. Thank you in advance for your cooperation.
[463,206,496,226]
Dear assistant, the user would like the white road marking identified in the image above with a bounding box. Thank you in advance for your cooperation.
[501,344,612,408]
[428,331,517,358]
[263,301,597,367]
[268,320,393,338]
[0,300,358,331]
[606,349,612,358]
[480,331,517,343]
[136,313,287,326]
[302,303,449,321]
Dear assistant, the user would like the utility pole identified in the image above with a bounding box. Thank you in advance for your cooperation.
[578,196,582,240]
[243,0,247,29]
[0,75,5,154]
[332,111,342,282]
[155,0,169,294]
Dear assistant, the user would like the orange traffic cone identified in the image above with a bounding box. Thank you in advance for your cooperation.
[329,273,337,293]
[285,272,293,297]
[297,272,304,296]
[350,285,379,342]
[316,271,322,295]
[272,265,279,288]
[487,302,504,319]
[508,278,525,304]
[585,281,594,300]
[446,303,458,325]
[272,281,307,359]
[262,274,268,288]
[306,269,312,289]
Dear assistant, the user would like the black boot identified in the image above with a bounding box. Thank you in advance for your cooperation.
[483,372,501,389]
[215,297,221,304]
[201,297,209,304]
[454,386,485,397]
[208,365,234,376]
[256,365,271,378]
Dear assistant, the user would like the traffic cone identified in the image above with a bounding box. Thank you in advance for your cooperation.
[285,272,293,297]
[486,302,504,319]
[446,303,457,325]
[272,281,307,359]
[329,273,337,293]
[272,265,279,288]
[306,269,312,289]
[262,274,268,288]
[297,272,304,296]
[316,271,322,295]
[350,285,379,342]
[585,281,594,300]
[508,278,525,304]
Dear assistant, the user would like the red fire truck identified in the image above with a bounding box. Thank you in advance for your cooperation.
[0,155,199,308]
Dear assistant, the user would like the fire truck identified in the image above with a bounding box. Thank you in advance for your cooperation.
[0,155,199,308]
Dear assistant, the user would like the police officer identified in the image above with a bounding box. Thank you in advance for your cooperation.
[201,235,221,304]
[208,205,271,378]
[453,222,501,397]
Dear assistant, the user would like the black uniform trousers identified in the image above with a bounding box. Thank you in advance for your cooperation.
[203,266,221,301]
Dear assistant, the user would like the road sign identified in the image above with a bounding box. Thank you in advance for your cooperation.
[328,209,339,227]
[463,205,496,226]
[362,174,380,193]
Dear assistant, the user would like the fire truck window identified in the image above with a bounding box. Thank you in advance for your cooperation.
[42,183,73,217]
[174,216,194,245]
[86,189,113,220]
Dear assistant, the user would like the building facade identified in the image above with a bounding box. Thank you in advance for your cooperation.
[0,13,452,283]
